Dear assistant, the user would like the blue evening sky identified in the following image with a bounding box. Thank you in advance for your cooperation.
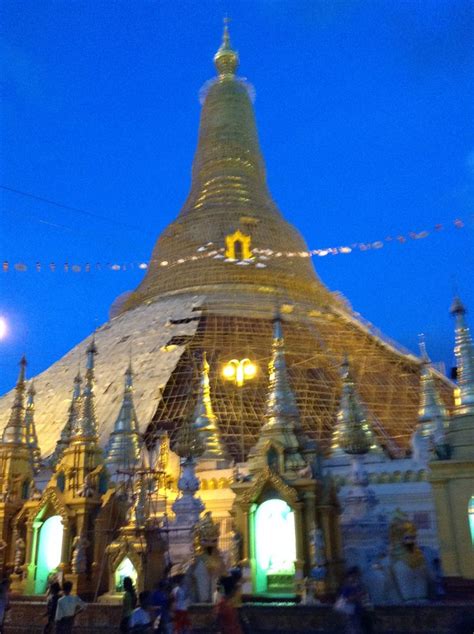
[1,0,473,394]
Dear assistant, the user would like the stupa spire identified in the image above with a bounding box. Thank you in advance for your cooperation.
[214,18,239,77]
[331,357,381,457]
[450,296,474,415]
[410,338,450,463]
[418,339,448,432]
[105,362,141,477]
[192,353,228,461]
[24,382,41,474]
[172,405,205,528]
[2,356,28,445]
[50,370,82,467]
[122,27,327,314]
[73,338,98,440]
[264,316,300,426]
[248,315,306,473]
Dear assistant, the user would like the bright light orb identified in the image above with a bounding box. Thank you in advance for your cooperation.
[0,317,7,340]
[222,358,257,386]
[243,362,257,379]
[222,363,236,379]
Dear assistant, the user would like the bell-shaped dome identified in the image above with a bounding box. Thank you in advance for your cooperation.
[121,25,330,313]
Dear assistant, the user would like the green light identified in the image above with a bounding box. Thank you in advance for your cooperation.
[34,515,64,594]
[254,499,296,593]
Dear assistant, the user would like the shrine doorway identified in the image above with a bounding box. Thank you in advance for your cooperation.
[34,515,63,594]
[253,498,296,594]
[115,556,137,592]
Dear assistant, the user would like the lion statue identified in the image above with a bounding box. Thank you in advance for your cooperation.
[375,509,433,603]
[185,512,226,603]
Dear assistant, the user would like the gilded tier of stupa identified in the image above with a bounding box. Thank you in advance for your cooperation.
[0,25,454,462]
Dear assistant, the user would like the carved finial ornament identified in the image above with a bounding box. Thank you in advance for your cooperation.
[214,17,239,77]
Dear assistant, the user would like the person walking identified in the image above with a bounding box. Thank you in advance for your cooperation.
[129,591,153,633]
[336,567,374,634]
[120,576,137,633]
[54,580,85,634]
[171,575,191,634]
[150,579,172,634]
[214,576,243,634]
[43,581,61,634]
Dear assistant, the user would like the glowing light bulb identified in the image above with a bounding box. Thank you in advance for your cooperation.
[0,317,7,340]
[222,358,257,386]
[222,363,236,379]
[243,362,257,378]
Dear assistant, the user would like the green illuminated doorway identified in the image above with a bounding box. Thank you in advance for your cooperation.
[34,515,64,594]
[254,499,296,594]
[115,557,137,592]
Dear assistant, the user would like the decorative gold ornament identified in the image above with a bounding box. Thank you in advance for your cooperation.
[225,230,252,261]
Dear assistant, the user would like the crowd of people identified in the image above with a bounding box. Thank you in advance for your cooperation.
[0,564,471,634]
[119,570,244,634]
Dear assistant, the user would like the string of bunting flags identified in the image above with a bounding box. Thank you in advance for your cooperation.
[1,216,468,273]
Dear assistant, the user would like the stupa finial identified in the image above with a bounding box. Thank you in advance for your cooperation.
[105,362,141,477]
[418,334,429,363]
[417,340,447,424]
[450,295,474,415]
[192,352,228,461]
[73,338,98,440]
[24,381,41,474]
[2,356,28,445]
[331,356,381,457]
[247,314,307,473]
[214,17,239,77]
[50,370,83,467]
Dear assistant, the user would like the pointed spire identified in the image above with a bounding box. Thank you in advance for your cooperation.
[105,362,141,477]
[264,315,300,426]
[124,25,326,316]
[50,371,82,467]
[2,356,28,445]
[332,357,380,456]
[73,338,98,440]
[192,353,228,461]
[175,406,205,462]
[450,296,474,415]
[214,17,239,77]
[248,315,306,473]
[418,339,448,434]
[24,382,41,474]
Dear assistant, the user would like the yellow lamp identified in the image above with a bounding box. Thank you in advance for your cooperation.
[222,358,257,387]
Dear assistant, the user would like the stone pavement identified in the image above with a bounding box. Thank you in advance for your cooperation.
[4,600,474,633]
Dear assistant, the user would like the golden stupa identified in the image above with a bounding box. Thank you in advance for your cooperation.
[0,26,454,460]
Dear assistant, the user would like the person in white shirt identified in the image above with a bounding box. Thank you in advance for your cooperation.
[55,581,85,634]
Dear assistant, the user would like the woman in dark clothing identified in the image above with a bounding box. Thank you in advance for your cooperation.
[120,576,137,633]
[43,582,61,634]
